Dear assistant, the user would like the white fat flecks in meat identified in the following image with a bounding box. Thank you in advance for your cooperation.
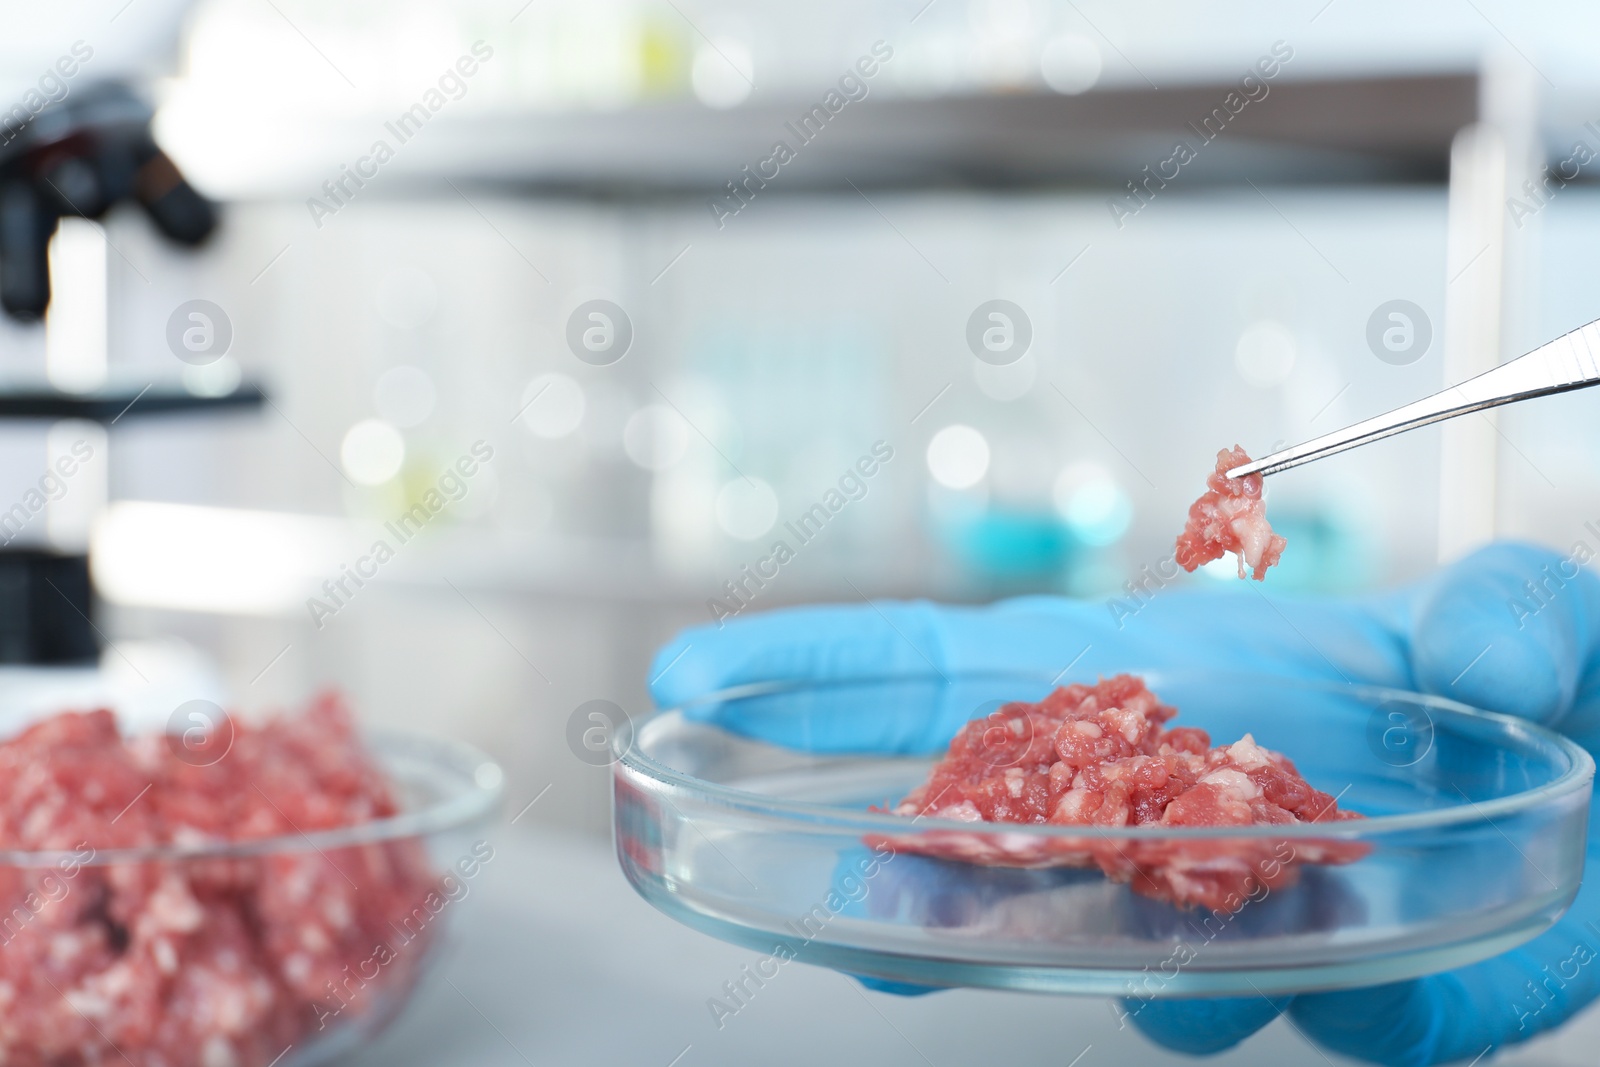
[1053,788,1096,822]
[1198,767,1261,801]
[1224,734,1271,771]
[941,800,984,822]
[1226,500,1275,580]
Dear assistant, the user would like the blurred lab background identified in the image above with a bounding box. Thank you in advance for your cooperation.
[2,2,1599,1062]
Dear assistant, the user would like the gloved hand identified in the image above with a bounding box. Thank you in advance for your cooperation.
[648,542,1600,1067]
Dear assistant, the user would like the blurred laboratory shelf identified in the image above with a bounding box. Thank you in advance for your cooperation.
[343,821,1600,1067]
[207,73,1478,198]
[427,73,1475,192]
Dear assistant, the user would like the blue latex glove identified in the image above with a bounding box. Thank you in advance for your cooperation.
[648,542,1600,1067]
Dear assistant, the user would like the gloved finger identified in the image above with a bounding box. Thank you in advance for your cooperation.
[1290,977,1462,1067]
[852,975,942,996]
[647,602,1067,754]
[1289,831,1600,1065]
[827,847,944,995]
[647,602,951,710]
[1113,855,1368,1055]
[645,586,1410,754]
[665,673,1068,756]
[648,596,1130,713]
[1124,995,1291,1055]
[1410,541,1600,735]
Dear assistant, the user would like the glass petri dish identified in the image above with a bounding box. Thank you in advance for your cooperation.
[612,671,1594,997]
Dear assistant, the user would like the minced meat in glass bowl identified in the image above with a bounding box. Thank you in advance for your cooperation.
[0,694,501,1067]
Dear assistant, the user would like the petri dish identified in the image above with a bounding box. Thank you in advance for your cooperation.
[611,670,1594,997]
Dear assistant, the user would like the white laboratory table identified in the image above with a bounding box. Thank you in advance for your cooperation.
[343,824,1597,1067]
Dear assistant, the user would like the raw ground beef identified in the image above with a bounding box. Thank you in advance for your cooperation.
[0,695,439,1067]
[1174,445,1287,581]
[871,675,1366,911]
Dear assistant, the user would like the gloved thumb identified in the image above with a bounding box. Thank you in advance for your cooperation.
[1409,541,1600,733]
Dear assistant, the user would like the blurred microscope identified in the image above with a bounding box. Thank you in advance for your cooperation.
[0,81,254,726]
[1,83,213,319]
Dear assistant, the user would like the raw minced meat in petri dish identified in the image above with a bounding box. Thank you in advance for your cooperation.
[871,675,1366,911]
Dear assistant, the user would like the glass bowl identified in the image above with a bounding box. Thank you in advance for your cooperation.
[0,729,503,1067]
[612,671,1594,997]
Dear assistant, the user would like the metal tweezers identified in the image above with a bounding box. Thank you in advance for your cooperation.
[1227,317,1600,480]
